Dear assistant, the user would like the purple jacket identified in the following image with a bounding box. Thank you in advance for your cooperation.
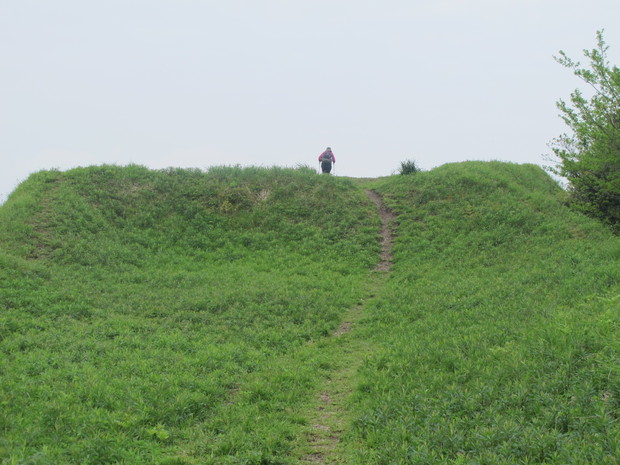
[319,150,336,163]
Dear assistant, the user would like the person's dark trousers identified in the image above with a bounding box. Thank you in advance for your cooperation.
[321,161,332,173]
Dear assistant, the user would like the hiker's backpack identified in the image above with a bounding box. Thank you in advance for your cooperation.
[321,151,332,163]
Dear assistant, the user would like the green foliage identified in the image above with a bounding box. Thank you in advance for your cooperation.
[351,161,620,464]
[398,159,420,175]
[1,161,619,464]
[549,31,620,232]
[0,165,379,464]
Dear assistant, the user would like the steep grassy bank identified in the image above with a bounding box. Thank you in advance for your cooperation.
[0,165,380,464]
[352,162,620,464]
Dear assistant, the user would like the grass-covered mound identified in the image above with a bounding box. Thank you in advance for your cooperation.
[2,161,619,465]
[353,162,620,464]
[0,165,379,464]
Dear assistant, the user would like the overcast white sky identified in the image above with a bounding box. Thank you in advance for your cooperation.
[1,0,619,204]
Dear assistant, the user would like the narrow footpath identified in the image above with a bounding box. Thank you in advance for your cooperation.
[300,189,395,464]
[365,190,396,272]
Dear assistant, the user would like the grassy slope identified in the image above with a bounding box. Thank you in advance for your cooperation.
[0,165,379,465]
[352,161,620,464]
[1,162,619,465]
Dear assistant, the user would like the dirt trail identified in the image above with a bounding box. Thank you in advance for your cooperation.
[366,190,396,272]
[301,190,394,464]
[301,299,372,464]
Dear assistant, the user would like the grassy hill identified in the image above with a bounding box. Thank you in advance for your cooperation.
[355,162,620,464]
[1,162,619,464]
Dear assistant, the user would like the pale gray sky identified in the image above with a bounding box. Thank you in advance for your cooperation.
[2,0,619,203]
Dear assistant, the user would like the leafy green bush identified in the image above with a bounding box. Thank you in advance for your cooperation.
[549,31,620,232]
[399,159,420,175]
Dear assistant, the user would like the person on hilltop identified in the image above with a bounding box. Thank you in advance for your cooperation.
[318,147,336,174]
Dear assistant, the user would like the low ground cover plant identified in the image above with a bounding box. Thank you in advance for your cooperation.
[1,162,619,464]
[352,162,620,464]
[0,165,379,464]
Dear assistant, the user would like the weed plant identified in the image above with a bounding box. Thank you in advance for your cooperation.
[398,159,420,176]
[0,165,379,464]
[352,162,620,464]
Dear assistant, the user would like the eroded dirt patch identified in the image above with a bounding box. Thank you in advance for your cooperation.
[333,321,351,336]
[366,190,396,271]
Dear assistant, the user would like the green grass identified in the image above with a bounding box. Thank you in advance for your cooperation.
[350,162,620,464]
[0,165,379,464]
[1,161,619,464]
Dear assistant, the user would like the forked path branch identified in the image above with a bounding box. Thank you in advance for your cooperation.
[299,190,395,464]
